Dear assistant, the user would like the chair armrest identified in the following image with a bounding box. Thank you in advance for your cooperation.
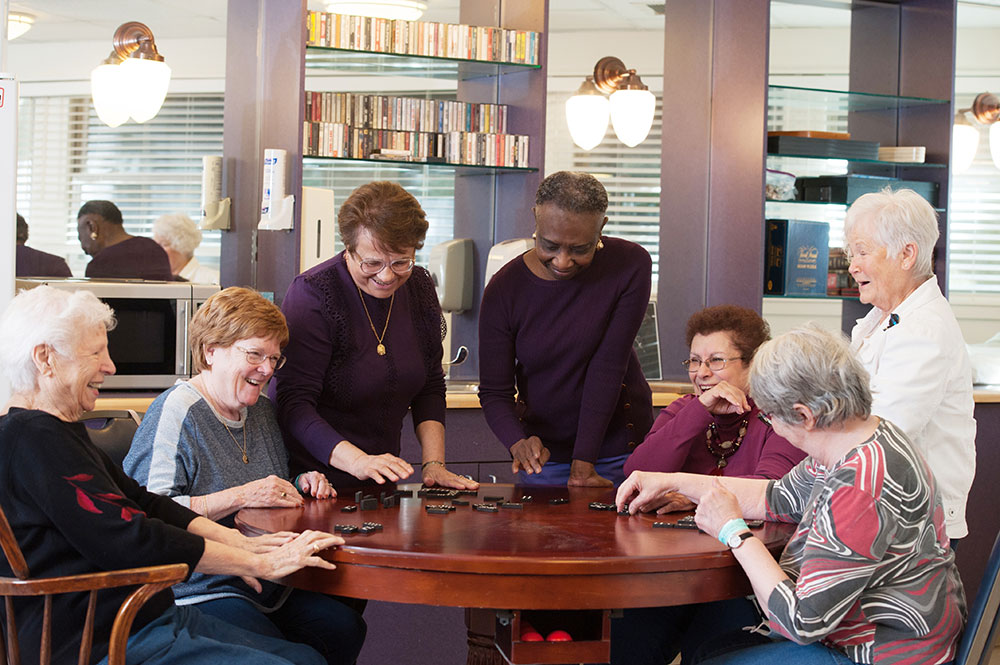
[0,563,188,596]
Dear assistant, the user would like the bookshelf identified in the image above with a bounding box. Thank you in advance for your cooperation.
[221,1,547,381]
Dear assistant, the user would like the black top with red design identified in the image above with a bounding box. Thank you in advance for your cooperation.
[0,408,205,665]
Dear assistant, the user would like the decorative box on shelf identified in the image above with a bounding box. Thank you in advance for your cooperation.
[796,175,938,207]
[765,219,831,297]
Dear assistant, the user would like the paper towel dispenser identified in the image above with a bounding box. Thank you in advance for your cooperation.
[429,238,474,312]
[485,237,534,287]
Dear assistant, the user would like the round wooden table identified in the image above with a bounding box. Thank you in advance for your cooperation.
[237,483,793,664]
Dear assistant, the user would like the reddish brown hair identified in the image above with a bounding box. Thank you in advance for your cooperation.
[338,181,429,254]
[685,305,770,361]
[189,287,289,373]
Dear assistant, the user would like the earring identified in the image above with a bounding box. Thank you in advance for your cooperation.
[597,239,604,250]
[90,232,98,240]
[532,232,537,239]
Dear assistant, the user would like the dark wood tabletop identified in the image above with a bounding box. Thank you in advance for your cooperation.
[236,483,793,611]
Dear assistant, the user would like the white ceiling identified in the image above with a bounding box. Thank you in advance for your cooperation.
[6,0,1000,45]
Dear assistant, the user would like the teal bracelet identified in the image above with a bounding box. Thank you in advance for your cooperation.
[294,473,306,493]
[717,518,749,545]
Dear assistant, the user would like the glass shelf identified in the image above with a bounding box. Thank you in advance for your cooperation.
[305,46,541,80]
[768,85,949,112]
[303,155,536,173]
[764,293,859,301]
[767,153,946,168]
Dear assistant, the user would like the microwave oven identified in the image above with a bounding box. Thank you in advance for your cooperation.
[15,279,219,390]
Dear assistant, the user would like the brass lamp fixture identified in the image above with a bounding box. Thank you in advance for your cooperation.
[953,92,1000,174]
[566,56,656,150]
[91,22,172,128]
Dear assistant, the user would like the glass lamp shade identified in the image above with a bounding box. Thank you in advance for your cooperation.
[7,13,34,40]
[989,122,1000,171]
[952,122,980,174]
[121,58,172,123]
[90,63,130,128]
[325,1,427,20]
[609,88,655,147]
[565,94,609,151]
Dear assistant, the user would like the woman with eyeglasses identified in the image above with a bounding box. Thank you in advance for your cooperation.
[612,305,803,665]
[124,287,366,665]
[271,181,477,492]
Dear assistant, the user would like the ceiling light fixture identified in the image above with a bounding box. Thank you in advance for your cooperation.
[6,12,34,41]
[324,1,428,21]
[90,22,171,128]
[566,56,656,150]
[953,92,1000,174]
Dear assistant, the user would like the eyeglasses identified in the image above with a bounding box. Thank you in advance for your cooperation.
[682,356,743,372]
[351,251,415,276]
[234,345,286,370]
[757,412,773,427]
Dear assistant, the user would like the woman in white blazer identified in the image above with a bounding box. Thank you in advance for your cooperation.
[845,188,976,540]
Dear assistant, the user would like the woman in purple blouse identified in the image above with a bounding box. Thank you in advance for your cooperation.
[478,171,654,487]
[271,182,477,491]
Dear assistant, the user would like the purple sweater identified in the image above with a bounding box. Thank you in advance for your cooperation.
[624,393,804,478]
[16,245,72,277]
[271,252,446,488]
[478,236,654,464]
[85,236,173,281]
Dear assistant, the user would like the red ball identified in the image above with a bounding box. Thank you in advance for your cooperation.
[520,622,543,642]
[546,629,573,642]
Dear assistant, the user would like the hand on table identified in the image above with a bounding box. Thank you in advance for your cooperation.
[698,381,751,415]
[567,460,613,487]
[616,470,685,514]
[247,530,342,591]
[694,479,743,539]
[240,531,297,554]
[653,491,696,514]
[510,436,550,475]
[239,475,304,509]
[422,462,480,490]
[350,452,414,484]
[297,471,336,499]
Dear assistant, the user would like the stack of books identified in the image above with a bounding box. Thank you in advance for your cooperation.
[305,92,508,135]
[306,11,541,65]
[877,146,926,163]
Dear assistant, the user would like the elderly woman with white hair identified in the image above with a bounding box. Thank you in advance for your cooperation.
[618,326,966,665]
[153,213,220,283]
[845,188,976,541]
[0,286,341,665]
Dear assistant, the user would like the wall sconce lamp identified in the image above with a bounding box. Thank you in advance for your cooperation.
[90,22,171,128]
[565,56,656,150]
[6,13,34,41]
[953,92,1000,174]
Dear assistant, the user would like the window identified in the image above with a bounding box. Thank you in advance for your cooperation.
[16,94,224,276]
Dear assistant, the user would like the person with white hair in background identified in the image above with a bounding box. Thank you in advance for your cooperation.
[845,187,976,542]
[153,213,220,284]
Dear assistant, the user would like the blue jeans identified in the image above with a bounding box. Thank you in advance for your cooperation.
[517,453,630,486]
[99,604,325,665]
[194,589,366,665]
[611,597,763,665]
[694,635,858,665]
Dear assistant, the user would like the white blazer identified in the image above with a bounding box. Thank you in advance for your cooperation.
[852,277,977,539]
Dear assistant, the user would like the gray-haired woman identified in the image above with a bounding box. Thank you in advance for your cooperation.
[617,326,965,665]
[0,285,340,665]
[845,188,975,540]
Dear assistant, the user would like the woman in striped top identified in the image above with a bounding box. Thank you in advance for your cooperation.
[618,326,965,665]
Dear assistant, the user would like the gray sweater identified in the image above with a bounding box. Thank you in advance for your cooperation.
[124,381,291,609]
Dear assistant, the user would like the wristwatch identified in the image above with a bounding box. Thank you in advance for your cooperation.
[726,530,754,549]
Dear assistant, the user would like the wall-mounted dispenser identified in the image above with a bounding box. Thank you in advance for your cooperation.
[258,148,294,231]
[429,238,474,312]
[200,155,231,230]
[484,237,534,288]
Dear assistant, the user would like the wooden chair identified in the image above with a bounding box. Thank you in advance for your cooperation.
[0,503,187,665]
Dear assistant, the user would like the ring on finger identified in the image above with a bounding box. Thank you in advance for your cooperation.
[280,491,287,497]
[313,543,320,553]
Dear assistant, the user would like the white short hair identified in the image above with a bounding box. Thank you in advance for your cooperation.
[750,325,871,429]
[0,287,116,393]
[153,213,202,258]
[844,188,939,279]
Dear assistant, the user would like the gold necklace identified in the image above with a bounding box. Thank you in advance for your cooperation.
[356,284,394,356]
[224,422,249,464]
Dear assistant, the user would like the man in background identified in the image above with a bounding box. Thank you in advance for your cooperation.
[153,213,220,284]
[15,213,72,278]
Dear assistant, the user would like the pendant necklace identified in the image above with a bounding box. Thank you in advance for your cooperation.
[224,422,249,464]
[357,284,394,356]
[704,417,748,473]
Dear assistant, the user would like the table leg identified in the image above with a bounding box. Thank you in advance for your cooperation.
[466,608,506,665]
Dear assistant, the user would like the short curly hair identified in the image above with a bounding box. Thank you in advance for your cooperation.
[685,305,770,362]
[338,181,429,254]
[189,287,289,373]
[535,171,608,214]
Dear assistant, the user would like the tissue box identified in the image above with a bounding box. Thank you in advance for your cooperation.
[765,219,830,297]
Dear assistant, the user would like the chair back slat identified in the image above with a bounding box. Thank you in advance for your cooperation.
[39,595,51,665]
[78,591,98,665]
[957,531,1000,665]
[4,597,19,665]
[0,508,28,580]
